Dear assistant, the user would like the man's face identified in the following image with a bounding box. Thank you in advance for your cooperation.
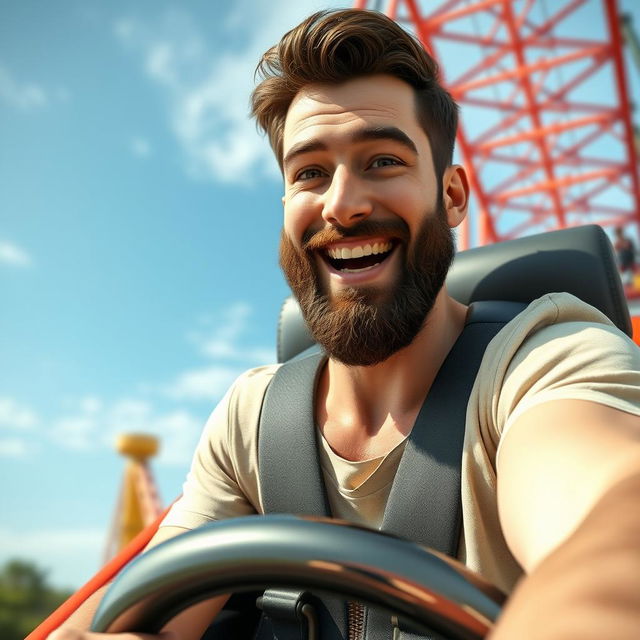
[279,75,456,365]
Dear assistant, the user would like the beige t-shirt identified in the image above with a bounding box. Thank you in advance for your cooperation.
[161,293,640,593]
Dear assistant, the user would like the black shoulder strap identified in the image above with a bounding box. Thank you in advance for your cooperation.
[379,300,526,554]
[259,301,525,532]
[256,349,342,640]
[258,301,525,640]
[258,349,330,516]
[367,301,526,640]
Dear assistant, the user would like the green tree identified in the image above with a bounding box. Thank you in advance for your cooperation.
[0,559,72,640]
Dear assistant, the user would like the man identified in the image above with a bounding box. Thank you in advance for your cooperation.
[49,9,640,640]
[614,225,636,286]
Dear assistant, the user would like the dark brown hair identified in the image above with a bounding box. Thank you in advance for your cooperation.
[251,9,458,181]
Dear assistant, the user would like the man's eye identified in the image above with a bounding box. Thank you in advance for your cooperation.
[370,156,402,168]
[296,167,324,181]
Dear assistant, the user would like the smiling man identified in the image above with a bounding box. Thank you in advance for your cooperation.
[278,73,465,369]
[49,9,640,640]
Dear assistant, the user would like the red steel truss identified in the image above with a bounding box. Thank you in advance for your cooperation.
[354,0,640,248]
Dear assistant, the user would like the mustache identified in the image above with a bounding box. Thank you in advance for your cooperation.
[301,219,410,252]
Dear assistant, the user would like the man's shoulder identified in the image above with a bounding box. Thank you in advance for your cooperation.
[480,292,630,387]
[506,292,617,338]
[237,362,282,382]
[205,363,283,442]
[512,293,637,366]
[486,292,640,402]
[229,363,282,403]
[470,292,640,457]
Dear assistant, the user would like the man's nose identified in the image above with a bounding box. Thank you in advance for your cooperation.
[321,167,373,228]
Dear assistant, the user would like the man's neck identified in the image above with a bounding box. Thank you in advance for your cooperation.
[315,289,468,461]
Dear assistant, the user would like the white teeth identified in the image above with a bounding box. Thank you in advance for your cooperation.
[327,241,392,260]
[375,241,392,255]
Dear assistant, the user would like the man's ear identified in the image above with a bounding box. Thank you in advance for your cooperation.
[442,165,469,228]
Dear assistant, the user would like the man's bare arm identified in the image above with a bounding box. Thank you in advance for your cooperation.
[492,469,640,639]
[47,526,229,640]
[493,400,640,639]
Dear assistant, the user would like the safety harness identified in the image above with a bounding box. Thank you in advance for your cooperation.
[255,300,526,640]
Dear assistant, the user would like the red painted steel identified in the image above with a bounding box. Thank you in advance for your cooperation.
[355,0,640,248]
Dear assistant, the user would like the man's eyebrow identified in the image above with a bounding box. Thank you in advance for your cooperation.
[282,126,419,170]
[283,140,327,170]
[351,126,419,155]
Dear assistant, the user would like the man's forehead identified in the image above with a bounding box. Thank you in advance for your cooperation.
[283,75,422,150]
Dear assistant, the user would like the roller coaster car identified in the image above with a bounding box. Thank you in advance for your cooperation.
[28,225,635,640]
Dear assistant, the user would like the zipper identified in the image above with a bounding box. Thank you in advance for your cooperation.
[347,601,365,640]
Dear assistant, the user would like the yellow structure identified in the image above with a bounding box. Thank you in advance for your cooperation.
[104,433,163,560]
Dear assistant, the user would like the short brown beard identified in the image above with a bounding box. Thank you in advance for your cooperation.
[279,209,454,366]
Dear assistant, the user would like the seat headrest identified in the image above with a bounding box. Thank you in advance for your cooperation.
[277,224,632,363]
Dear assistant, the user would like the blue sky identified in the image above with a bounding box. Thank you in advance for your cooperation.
[1,1,639,591]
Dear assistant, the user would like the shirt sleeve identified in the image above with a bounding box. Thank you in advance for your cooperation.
[495,319,640,463]
[160,370,268,530]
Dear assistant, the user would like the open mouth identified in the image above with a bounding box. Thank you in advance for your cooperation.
[322,240,396,273]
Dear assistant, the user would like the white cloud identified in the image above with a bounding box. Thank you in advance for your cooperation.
[52,414,99,450]
[130,136,151,158]
[0,398,39,457]
[112,1,342,184]
[51,396,203,466]
[0,63,70,111]
[42,299,273,466]
[114,18,135,42]
[52,397,157,452]
[110,398,152,429]
[150,409,203,465]
[0,397,38,429]
[0,438,31,457]
[47,299,273,464]
[145,42,179,85]
[113,10,272,184]
[0,63,47,109]
[164,301,274,401]
[189,301,275,364]
[0,240,33,267]
[166,364,242,401]
[79,395,102,414]
[192,302,251,356]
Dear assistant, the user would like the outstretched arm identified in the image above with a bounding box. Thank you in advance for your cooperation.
[492,400,640,639]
